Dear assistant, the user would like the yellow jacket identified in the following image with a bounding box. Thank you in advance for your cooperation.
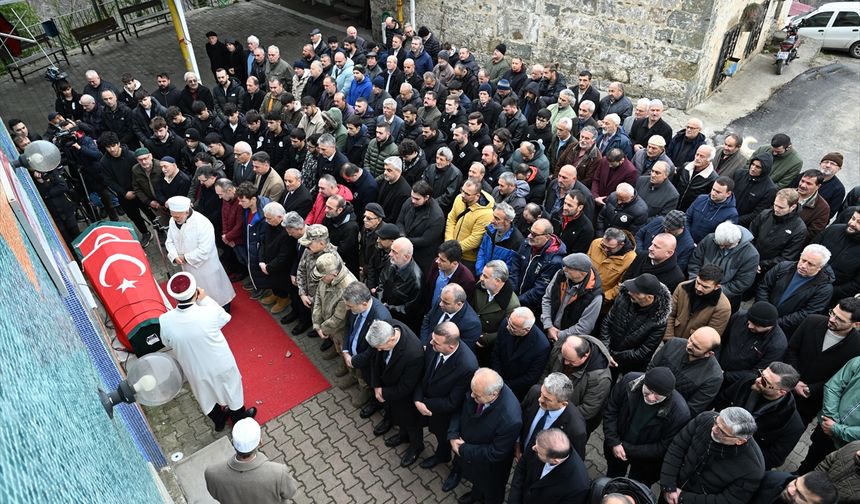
[444,191,495,262]
[586,235,636,301]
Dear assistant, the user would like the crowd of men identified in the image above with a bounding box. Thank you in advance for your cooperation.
[11,16,860,504]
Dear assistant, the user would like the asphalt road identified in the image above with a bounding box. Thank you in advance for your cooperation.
[723,54,860,191]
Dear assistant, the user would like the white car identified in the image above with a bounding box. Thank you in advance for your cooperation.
[791,1,860,58]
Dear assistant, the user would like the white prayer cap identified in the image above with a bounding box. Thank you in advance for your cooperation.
[166,196,191,212]
[166,272,196,301]
[231,418,261,452]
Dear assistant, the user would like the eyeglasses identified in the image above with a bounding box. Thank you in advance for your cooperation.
[713,419,738,439]
[528,231,550,237]
[828,309,851,324]
[460,190,479,197]
[756,369,778,390]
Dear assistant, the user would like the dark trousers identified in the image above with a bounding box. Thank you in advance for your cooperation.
[116,196,155,235]
[453,456,510,504]
[428,418,452,461]
[604,447,662,485]
[797,425,836,473]
[286,281,311,324]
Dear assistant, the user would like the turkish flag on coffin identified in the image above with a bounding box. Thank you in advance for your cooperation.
[73,222,168,355]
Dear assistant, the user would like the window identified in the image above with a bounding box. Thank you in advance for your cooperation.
[801,11,834,28]
[833,11,860,27]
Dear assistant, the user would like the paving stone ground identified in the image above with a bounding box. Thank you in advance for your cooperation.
[0,3,815,502]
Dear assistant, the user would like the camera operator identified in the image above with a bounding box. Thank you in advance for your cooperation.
[15,132,80,246]
[55,120,118,221]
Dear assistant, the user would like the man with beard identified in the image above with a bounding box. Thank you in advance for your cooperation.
[395,180,445,271]
[815,209,860,302]
[750,188,808,277]
[713,132,748,178]
[665,264,731,340]
[795,169,831,243]
[629,99,673,150]
[552,189,595,255]
[648,327,723,415]
[101,89,136,148]
[242,76,264,113]
[598,82,633,123]
[751,133,804,190]
[154,72,182,109]
[714,362,805,470]
[717,302,786,385]
[811,152,845,217]
[470,87,501,132]
[659,407,765,504]
[99,136,154,245]
[602,367,690,485]
[617,232,684,296]
[734,151,778,227]
[377,157,411,223]
[178,72,215,116]
[749,471,838,504]
[146,117,184,167]
[636,160,679,219]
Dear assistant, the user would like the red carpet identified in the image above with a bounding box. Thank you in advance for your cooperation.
[223,285,330,425]
[161,282,330,425]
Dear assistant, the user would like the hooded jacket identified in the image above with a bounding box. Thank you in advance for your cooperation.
[600,282,672,372]
[510,234,567,308]
[541,266,604,339]
[543,334,612,421]
[815,223,860,300]
[518,81,543,125]
[660,411,765,504]
[505,139,551,181]
[475,223,525,274]
[586,232,637,301]
[323,202,361,276]
[444,190,496,262]
[749,208,807,273]
[733,152,777,226]
[323,107,347,151]
[491,180,529,215]
[686,193,739,243]
[688,228,760,300]
[756,261,834,338]
[752,144,803,190]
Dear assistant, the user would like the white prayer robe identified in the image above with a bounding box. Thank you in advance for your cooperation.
[165,211,235,306]
[159,296,244,412]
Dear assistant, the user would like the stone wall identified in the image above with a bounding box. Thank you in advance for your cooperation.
[370,0,786,109]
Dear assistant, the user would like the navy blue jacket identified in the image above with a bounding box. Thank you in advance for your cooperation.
[419,303,482,351]
[686,193,739,243]
[414,343,479,435]
[342,298,392,383]
[491,321,551,400]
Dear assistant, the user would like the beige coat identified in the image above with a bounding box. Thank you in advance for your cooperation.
[664,280,731,341]
[312,266,357,346]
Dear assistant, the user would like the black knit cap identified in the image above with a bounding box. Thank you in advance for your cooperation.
[644,367,675,397]
[747,301,778,327]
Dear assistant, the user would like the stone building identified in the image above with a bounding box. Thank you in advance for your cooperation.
[371,0,791,108]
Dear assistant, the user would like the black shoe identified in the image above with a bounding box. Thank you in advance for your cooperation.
[457,491,478,504]
[292,320,311,334]
[419,454,450,469]
[320,339,333,351]
[372,417,392,436]
[360,401,381,419]
[139,232,152,248]
[384,433,407,447]
[400,446,423,467]
[441,470,461,492]
[245,407,257,419]
[280,312,299,325]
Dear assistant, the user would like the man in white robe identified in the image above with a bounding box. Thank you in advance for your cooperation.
[164,196,236,307]
[160,272,256,431]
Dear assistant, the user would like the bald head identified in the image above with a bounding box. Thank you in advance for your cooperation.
[648,232,677,263]
[687,326,721,359]
[471,368,504,403]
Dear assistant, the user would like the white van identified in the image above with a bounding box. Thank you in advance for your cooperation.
[791,1,860,58]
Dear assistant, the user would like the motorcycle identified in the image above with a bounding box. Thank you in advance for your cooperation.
[775,25,800,75]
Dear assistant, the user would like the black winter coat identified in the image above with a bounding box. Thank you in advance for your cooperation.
[596,193,649,236]
[733,152,777,227]
[259,223,293,289]
[395,197,445,271]
[815,224,860,301]
[717,309,787,384]
[99,147,138,195]
[620,251,685,295]
[324,204,360,276]
[749,209,807,272]
[659,411,765,504]
[601,283,672,373]
[376,260,423,322]
[603,373,691,461]
[756,261,834,338]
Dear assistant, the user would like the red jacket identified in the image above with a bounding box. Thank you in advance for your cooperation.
[591,158,638,198]
[222,198,244,244]
[305,184,354,225]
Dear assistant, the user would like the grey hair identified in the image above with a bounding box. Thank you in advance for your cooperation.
[85,69,99,79]
[267,45,280,55]
[724,132,742,146]
[383,98,397,109]
[215,178,234,190]
[247,35,259,45]
[616,182,634,197]
[498,172,516,185]
[342,281,372,304]
[609,81,624,92]
[472,368,504,395]
[392,237,414,256]
[183,71,198,82]
[483,260,509,282]
[511,306,535,329]
[603,227,627,244]
[542,372,574,402]
[79,94,95,105]
[365,320,395,348]
[802,244,831,267]
[580,125,598,138]
[318,133,336,147]
[559,88,575,101]
[234,141,253,155]
[719,407,757,439]
[441,283,467,303]
[636,97,650,108]
[310,61,323,71]
[263,202,286,224]
[384,156,403,171]
[520,141,536,154]
[649,99,664,109]
[437,146,453,161]
[714,221,741,246]
[284,211,305,229]
[557,117,573,130]
[285,168,302,179]
[319,174,337,187]
[579,100,595,113]
[495,201,515,222]
[699,144,716,160]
